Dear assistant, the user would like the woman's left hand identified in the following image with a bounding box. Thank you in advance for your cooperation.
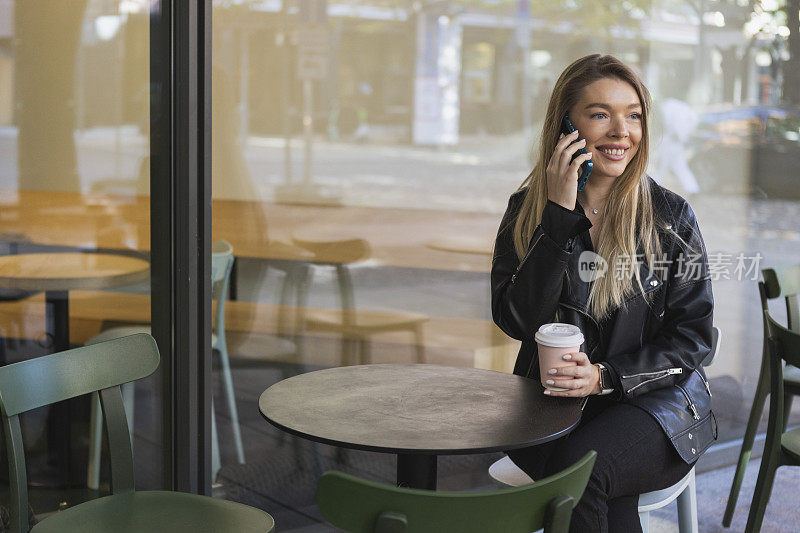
[543,351,602,397]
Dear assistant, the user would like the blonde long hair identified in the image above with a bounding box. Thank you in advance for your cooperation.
[513,54,661,321]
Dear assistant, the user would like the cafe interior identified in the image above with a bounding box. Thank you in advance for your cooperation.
[1,0,800,531]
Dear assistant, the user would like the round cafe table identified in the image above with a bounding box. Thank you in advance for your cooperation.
[0,252,150,351]
[0,252,150,486]
[259,364,582,490]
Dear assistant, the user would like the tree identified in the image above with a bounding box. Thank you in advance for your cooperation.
[782,0,800,104]
[702,0,799,104]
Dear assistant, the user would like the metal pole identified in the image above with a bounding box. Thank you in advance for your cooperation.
[239,30,250,144]
[282,1,293,183]
[516,0,532,134]
[521,38,531,134]
[303,79,313,185]
[151,0,213,494]
[115,22,124,180]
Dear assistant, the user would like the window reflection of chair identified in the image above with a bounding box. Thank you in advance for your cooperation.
[723,265,800,526]
[85,240,244,488]
[291,235,427,366]
[223,239,305,370]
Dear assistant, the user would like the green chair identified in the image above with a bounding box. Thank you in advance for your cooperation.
[0,333,274,532]
[744,309,800,532]
[316,451,596,533]
[723,265,800,526]
[86,239,244,488]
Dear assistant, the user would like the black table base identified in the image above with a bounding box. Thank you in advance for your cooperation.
[397,454,437,490]
[45,290,69,352]
[45,290,78,487]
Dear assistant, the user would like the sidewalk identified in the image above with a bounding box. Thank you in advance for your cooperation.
[650,455,800,532]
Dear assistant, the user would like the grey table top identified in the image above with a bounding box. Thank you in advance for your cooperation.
[259,364,582,455]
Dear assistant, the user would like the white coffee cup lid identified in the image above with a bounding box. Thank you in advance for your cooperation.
[535,323,584,348]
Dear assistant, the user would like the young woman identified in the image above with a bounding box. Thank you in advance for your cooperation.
[491,54,716,532]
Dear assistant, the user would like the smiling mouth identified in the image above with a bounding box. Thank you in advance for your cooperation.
[597,147,628,161]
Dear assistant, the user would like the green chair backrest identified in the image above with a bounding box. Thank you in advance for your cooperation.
[761,265,800,333]
[316,451,596,533]
[765,309,800,474]
[211,239,234,339]
[0,333,160,533]
[766,310,800,405]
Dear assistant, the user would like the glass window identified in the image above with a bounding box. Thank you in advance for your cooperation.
[209,0,800,528]
[0,0,163,513]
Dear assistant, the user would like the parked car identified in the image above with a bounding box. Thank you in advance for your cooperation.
[688,106,800,199]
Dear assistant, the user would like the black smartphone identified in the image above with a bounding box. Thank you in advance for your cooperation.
[561,113,593,191]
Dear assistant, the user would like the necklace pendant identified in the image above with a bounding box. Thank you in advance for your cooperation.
[592,208,599,214]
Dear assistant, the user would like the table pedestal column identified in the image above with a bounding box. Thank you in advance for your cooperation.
[46,290,69,351]
[45,290,74,487]
[397,454,437,490]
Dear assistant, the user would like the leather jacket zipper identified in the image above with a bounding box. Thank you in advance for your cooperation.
[696,370,712,397]
[623,368,682,394]
[677,383,700,420]
[511,231,544,284]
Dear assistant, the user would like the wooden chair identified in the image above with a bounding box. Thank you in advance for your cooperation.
[0,333,274,532]
[744,309,800,532]
[86,240,245,488]
[490,326,720,533]
[222,239,302,371]
[316,451,596,533]
[291,235,427,365]
[723,265,800,526]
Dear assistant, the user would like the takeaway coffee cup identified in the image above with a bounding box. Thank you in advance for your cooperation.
[535,323,585,392]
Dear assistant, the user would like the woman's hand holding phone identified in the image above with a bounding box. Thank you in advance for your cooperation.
[546,130,593,210]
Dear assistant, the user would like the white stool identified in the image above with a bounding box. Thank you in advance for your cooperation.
[637,468,697,533]
[488,455,534,486]
[489,456,698,533]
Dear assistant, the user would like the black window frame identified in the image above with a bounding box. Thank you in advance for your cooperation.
[151,0,213,494]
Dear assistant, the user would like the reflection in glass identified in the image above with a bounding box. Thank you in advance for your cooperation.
[0,0,161,519]
[218,0,798,529]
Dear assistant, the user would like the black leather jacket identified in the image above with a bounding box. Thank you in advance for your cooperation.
[491,176,717,464]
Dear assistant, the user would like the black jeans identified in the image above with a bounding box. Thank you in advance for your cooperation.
[507,397,693,533]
